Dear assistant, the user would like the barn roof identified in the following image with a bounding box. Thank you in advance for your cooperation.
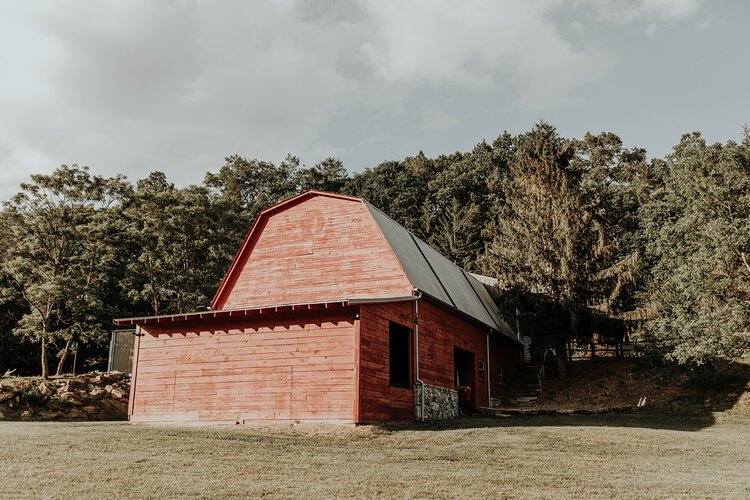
[363,201,516,340]
[118,190,516,340]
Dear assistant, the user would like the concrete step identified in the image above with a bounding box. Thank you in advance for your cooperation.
[510,392,540,399]
[479,406,539,416]
[508,396,539,405]
[511,386,540,392]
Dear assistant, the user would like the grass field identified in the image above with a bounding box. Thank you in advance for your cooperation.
[1,413,748,499]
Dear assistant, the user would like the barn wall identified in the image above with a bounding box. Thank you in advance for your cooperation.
[416,300,490,410]
[357,299,521,422]
[216,196,412,310]
[489,335,522,403]
[357,301,415,422]
[129,308,357,424]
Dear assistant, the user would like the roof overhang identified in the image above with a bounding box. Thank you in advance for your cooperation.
[113,296,417,327]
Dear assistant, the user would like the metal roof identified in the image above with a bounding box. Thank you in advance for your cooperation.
[364,201,517,341]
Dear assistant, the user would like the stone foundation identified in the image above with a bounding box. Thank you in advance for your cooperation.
[414,383,458,420]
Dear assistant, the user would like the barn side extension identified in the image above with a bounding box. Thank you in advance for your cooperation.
[115,191,521,424]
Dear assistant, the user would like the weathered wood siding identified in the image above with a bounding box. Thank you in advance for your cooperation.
[357,299,521,422]
[415,300,490,409]
[215,196,412,310]
[357,301,415,422]
[129,308,357,424]
[489,334,521,402]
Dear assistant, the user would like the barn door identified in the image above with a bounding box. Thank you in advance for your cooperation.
[454,347,476,409]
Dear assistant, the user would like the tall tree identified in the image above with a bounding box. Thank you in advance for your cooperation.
[481,123,611,338]
[640,131,750,364]
[122,173,227,315]
[427,143,501,271]
[297,157,349,193]
[0,166,128,377]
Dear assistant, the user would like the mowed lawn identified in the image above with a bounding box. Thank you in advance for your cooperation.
[1,414,748,499]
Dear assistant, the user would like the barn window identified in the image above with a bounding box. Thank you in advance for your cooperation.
[389,322,411,388]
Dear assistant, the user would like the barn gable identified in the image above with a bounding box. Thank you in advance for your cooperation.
[211,192,413,310]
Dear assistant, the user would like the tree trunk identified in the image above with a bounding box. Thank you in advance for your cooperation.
[41,336,49,379]
[55,336,73,376]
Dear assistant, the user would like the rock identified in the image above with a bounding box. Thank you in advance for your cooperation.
[0,392,15,403]
[21,409,32,418]
[90,387,104,397]
[37,383,53,396]
[82,406,97,414]
[41,410,65,420]
[104,385,114,393]
[110,388,126,400]
[91,375,102,384]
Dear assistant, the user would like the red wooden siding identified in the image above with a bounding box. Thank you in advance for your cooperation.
[129,308,357,424]
[357,299,521,422]
[414,300,490,409]
[357,301,416,422]
[215,196,412,310]
[489,334,521,402]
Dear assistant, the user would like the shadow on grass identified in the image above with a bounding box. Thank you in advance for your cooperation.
[392,411,715,433]
[387,357,750,433]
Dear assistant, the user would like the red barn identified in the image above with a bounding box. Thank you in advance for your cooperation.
[115,191,521,424]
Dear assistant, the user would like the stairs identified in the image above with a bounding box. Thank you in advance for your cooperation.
[481,364,542,416]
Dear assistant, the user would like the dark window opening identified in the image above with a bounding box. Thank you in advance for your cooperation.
[389,322,411,388]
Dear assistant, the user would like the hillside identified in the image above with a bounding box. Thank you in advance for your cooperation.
[538,356,750,418]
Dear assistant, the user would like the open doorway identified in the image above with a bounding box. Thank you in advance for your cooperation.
[454,347,476,410]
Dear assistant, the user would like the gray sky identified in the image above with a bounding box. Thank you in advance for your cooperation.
[1,0,747,199]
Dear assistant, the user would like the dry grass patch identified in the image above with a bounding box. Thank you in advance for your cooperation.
[1,413,748,499]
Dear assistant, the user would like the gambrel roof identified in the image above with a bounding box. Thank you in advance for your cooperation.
[364,201,516,339]
[208,191,517,341]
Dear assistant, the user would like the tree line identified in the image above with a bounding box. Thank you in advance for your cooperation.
[1,122,748,376]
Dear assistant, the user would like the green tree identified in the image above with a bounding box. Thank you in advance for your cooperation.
[0,165,128,377]
[346,153,435,239]
[640,131,750,364]
[122,173,228,315]
[297,157,349,193]
[481,123,623,339]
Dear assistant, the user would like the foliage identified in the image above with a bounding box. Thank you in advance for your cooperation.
[1,125,749,374]
[639,131,750,364]
[0,166,128,377]
[121,173,230,315]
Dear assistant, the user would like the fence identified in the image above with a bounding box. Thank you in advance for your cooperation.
[108,330,136,374]
[566,337,659,360]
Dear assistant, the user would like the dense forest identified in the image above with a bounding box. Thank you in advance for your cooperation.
[1,122,748,377]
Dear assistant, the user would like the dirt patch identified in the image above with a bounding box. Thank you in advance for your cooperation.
[0,372,129,421]
[539,356,750,417]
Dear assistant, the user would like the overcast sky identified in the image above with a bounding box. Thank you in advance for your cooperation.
[1,0,748,199]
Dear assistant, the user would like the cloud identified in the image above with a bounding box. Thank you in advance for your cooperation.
[0,0,702,199]
[362,0,606,100]
[574,0,701,24]
[420,106,461,131]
